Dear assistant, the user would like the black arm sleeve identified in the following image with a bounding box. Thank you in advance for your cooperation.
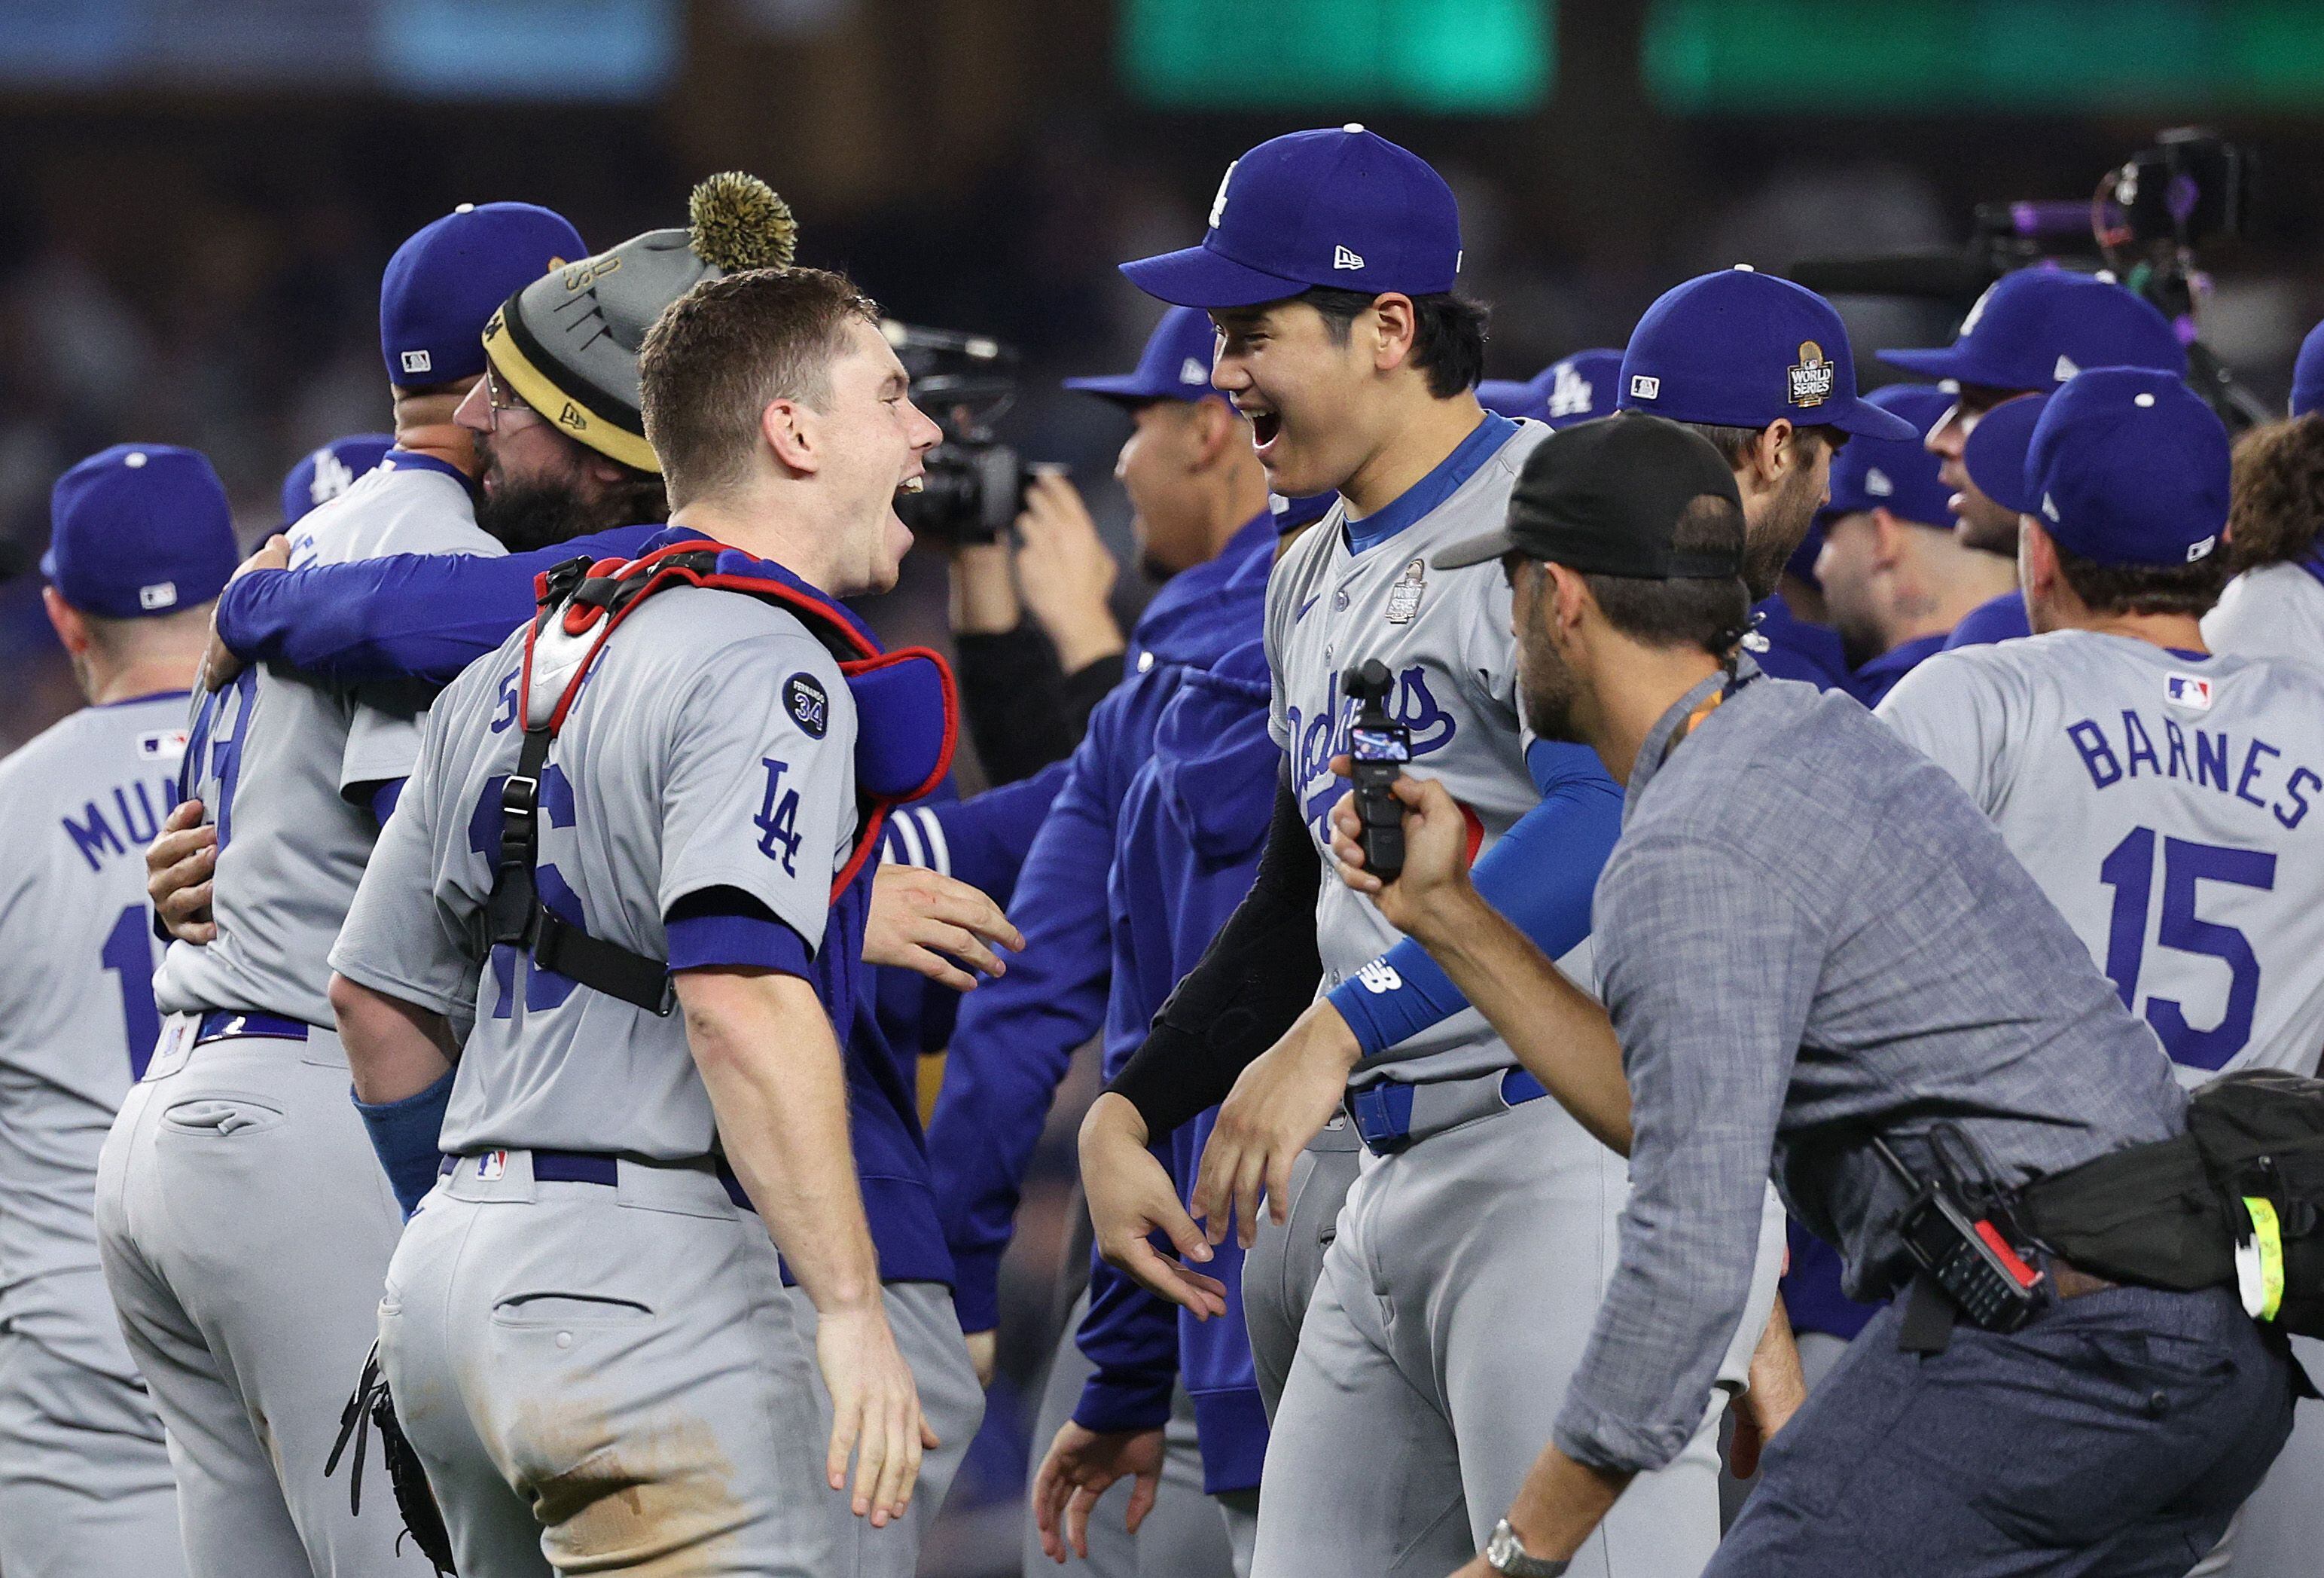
[953,624,1075,785]
[1060,651,1127,741]
[1105,762,1322,1138]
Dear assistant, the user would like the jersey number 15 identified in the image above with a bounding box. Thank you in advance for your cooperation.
[2098,826,2274,1072]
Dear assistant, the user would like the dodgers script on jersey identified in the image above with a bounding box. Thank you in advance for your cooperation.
[1878,632,2324,1083]
[0,694,181,1354]
[331,586,855,1159]
[154,456,503,1027]
[1266,416,1586,1082]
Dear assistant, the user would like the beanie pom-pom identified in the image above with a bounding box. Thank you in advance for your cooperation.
[688,172,798,273]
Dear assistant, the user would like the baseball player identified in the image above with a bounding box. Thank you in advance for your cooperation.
[1889,368,2324,1578]
[0,446,236,1578]
[1477,350,1624,429]
[2203,318,2324,668]
[281,435,392,527]
[95,200,582,1578]
[1812,383,2014,704]
[326,264,940,1576]
[1876,267,2188,652]
[1079,128,1788,1578]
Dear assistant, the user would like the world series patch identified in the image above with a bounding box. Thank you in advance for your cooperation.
[1386,558,1426,624]
[785,672,830,737]
[1788,340,1834,408]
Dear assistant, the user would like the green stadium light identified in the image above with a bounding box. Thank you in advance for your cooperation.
[1121,0,1554,114]
[1645,0,2324,113]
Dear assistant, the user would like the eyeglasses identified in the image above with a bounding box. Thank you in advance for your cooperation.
[481,365,543,432]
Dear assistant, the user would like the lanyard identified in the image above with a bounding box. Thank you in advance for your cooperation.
[1660,670,1752,768]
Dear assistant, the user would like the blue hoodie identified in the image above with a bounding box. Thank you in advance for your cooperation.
[1072,633,1276,1494]
[929,513,1278,1331]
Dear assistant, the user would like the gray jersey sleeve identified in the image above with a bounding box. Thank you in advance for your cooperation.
[1873,649,2021,812]
[329,699,474,1019]
[657,632,855,950]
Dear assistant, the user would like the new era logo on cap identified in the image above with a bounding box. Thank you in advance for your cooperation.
[2053,353,2079,382]
[2186,533,2218,562]
[1333,245,1365,270]
[1865,467,1894,497]
[400,349,432,375]
[2167,674,2214,710]
[1179,356,1208,385]
[1630,374,1661,401]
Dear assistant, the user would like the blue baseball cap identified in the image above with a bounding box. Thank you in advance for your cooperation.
[2291,318,2324,418]
[380,202,584,385]
[1617,268,1916,441]
[1063,307,1221,404]
[1878,269,2185,392]
[1121,126,1461,309]
[1960,392,2050,517]
[2027,368,2228,567]
[280,433,393,525]
[1479,349,1624,429]
[43,444,239,619]
[1820,384,1956,528]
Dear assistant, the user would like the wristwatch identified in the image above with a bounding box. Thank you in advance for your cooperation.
[1486,1518,1569,1577]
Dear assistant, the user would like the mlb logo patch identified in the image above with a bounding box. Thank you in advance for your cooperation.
[1629,374,1661,401]
[477,1150,508,1181]
[139,581,178,610]
[137,729,188,762]
[2167,674,2214,710]
[400,349,432,375]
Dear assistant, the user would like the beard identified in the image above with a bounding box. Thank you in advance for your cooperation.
[1742,460,1826,601]
[1517,623,1584,746]
[474,470,615,554]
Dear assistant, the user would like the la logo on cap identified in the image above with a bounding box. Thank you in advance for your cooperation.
[1548,362,1594,418]
[1788,341,1834,407]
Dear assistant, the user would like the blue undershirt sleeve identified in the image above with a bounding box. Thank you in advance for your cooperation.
[352,1067,456,1220]
[1328,741,1622,1058]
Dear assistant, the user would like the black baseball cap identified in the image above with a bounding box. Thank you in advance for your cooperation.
[1435,414,1744,578]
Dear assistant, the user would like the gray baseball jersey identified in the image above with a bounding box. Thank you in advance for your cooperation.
[0,692,183,1347]
[1265,415,1560,1082]
[2203,562,2324,673]
[1877,632,2324,1082]
[331,585,855,1158]
[154,454,502,1026]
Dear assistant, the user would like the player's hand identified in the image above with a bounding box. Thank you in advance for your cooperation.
[1079,1093,1227,1320]
[1192,1003,1361,1248]
[1729,1301,1807,1479]
[201,534,291,692]
[813,1301,938,1527]
[964,1329,996,1388]
[1013,472,1124,675]
[1326,762,1477,942]
[864,864,1024,991]
[148,799,218,945]
[1032,1420,1166,1563]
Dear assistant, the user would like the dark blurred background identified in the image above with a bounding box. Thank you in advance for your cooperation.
[5,2,2322,1568]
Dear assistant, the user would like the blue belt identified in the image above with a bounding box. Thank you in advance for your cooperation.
[1345,1067,1548,1156]
[440,1149,754,1213]
[194,1010,311,1045]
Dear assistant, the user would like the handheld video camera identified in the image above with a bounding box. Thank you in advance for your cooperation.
[883,320,1039,545]
[1343,660,1411,884]
[1790,128,2267,430]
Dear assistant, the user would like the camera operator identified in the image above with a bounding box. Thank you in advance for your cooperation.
[1329,414,2293,1578]
[2202,318,2324,667]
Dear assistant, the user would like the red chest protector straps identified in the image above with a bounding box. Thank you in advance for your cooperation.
[483,541,957,1016]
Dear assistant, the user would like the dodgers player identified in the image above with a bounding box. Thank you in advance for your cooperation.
[1883,369,2324,1578]
[0,447,235,1578]
[1877,268,2188,653]
[328,264,937,1576]
[94,202,581,1578]
[2203,324,2324,668]
[281,435,392,527]
[1083,128,1783,1578]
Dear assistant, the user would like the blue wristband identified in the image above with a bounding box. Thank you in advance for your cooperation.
[352,1067,456,1219]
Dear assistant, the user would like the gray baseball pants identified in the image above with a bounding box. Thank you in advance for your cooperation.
[380,1150,834,1576]
[1240,1116,1361,1420]
[0,1294,183,1578]
[785,1280,984,1576]
[1252,1090,1785,1578]
[93,1021,422,1578]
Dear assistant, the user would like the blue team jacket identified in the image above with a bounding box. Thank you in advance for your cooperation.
[929,513,1278,1332]
[1072,634,1276,1494]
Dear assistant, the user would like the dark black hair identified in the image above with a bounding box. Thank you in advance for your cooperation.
[2052,536,2230,619]
[1566,494,1752,656]
[1298,286,1489,399]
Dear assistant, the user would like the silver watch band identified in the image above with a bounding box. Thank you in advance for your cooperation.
[1486,1518,1570,1577]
